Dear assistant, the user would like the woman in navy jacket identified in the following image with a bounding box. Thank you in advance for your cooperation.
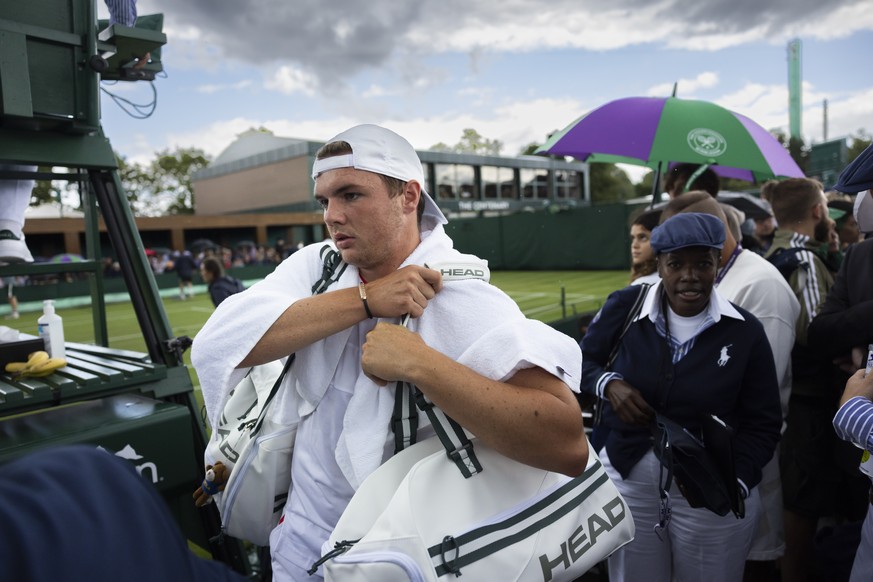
[581,213,782,582]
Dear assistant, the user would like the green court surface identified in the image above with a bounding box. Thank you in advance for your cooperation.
[0,270,628,394]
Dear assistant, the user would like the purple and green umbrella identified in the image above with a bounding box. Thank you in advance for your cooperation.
[536,96,804,183]
[49,253,85,263]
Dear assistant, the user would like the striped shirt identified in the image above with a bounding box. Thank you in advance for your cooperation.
[834,396,873,454]
[787,232,824,320]
[766,230,833,347]
[106,0,138,27]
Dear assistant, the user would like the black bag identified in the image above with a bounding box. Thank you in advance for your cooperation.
[766,246,808,281]
[652,413,743,519]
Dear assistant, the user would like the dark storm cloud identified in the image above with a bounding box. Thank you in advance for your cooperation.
[147,0,864,85]
[658,0,857,31]
[570,0,859,33]
[149,0,425,87]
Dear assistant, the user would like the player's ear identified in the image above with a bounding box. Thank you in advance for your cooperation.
[402,180,421,215]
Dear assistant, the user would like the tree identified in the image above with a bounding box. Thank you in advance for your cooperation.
[121,147,211,216]
[848,129,871,162]
[116,152,151,215]
[634,172,656,198]
[28,166,90,211]
[519,142,540,156]
[151,147,210,215]
[431,129,502,156]
[787,136,809,174]
[31,166,60,207]
[589,163,635,204]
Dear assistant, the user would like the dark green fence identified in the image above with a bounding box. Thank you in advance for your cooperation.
[13,265,277,303]
[446,204,633,270]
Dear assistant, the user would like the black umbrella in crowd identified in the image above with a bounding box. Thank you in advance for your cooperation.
[716,192,773,221]
[189,238,218,254]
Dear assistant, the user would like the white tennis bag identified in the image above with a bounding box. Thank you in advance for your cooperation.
[204,358,297,546]
[315,388,635,581]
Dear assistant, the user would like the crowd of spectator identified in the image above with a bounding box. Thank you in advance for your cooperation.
[147,239,301,276]
[587,154,873,582]
[1,239,302,316]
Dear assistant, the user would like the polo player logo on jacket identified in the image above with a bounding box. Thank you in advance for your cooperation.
[718,344,732,367]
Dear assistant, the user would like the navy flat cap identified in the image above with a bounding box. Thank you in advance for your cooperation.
[651,212,725,254]
[835,143,873,193]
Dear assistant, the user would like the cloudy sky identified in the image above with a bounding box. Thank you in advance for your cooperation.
[98,0,873,181]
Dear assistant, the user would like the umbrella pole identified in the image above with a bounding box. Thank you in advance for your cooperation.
[649,161,663,209]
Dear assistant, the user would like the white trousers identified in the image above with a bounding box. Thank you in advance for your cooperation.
[0,164,36,234]
[747,451,784,560]
[850,503,873,582]
[603,448,761,582]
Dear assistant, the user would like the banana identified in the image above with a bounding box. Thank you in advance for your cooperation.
[24,358,67,377]
[4,355,66,378]
[26,351,50,367]
[4,361,28,373]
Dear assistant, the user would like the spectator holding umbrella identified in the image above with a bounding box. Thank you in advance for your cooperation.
[664,163,720,199]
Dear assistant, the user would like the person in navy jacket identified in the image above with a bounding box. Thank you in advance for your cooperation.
[581,212,782,582]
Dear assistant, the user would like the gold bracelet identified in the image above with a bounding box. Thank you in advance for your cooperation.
[358,283,373,319]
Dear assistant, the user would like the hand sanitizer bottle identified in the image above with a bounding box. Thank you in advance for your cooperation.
[37,300,66,360]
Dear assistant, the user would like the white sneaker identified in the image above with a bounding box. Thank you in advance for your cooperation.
[0,230,34,264]
[4,312,19,320]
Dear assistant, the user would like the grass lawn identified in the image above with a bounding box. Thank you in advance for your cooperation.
[490,270,627,322]
[2,270,628,394]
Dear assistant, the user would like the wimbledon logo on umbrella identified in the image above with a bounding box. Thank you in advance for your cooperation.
[687,128,727,158]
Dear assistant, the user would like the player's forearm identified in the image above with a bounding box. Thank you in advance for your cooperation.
[239,288,367,367]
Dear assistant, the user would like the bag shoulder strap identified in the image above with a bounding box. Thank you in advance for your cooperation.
[252,354,296,433]
[606,283,650,369]
[414,387,483,478]
[312,245,348,295]
[392,365,483,478]
[592,283,650,427]
[391,381,419,454]
[390,262,490,475]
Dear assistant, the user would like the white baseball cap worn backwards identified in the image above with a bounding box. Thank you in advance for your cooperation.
[312,124,448,226]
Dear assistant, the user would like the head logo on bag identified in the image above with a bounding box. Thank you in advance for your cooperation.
[537,496,627,582]
[219,439,240,464]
